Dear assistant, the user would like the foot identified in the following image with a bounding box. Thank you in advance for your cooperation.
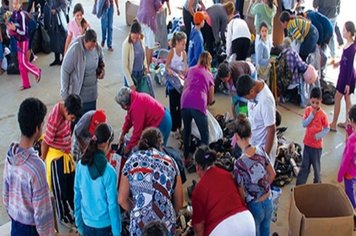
[35,69,41,83]
[49,60,60,66]
[20,86,31,91]
[58,60,62,66]
[337,122,346,128]
[108,47,114,52]
[101,41,105,48]
[329,122,337,132]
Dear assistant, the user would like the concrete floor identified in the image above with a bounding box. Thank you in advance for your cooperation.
[0,0,355,235]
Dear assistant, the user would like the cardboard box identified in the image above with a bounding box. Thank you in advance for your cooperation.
[289,183,354,236]
[125,0,140,26]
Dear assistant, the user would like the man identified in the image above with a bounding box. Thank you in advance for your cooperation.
[71,109,106,162]
[41,94,82,227]
[236,75,277,165]
[3,98,55,235]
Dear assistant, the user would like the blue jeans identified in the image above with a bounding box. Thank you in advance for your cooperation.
[83,224,112,236]
[296,145,322,185]
[82,100,97,115]
[181,108,209,158]
[300,24,319,60]
[329,17,337,58]
[248,196,273,236]
[158,108,172,146]
[11,219,39,236]
[101,6,114,48]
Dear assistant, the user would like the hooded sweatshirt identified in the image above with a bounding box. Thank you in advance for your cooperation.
[3,143,54,236]
[251,2,276,34]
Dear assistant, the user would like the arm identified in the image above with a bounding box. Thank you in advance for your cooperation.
[315,112,330,140]
[173,175,183,212]
[312,0,319,10]
[188,0,195,16]
[126,109,146,150]
[60,47,76,99]
[3,164,9,210]
[337,138,355,182]
[166,1,171,15]
[15,11,27,36]
[257,43,270,67]
[226,21,232,56]
[238,186,245,203]
[115,0,120,15]
[266,163,276,184]
[74,167,84,235]
[106,168,121,236]
[165,49,175,75]
[207,85,215,105]
[264,125,276,155]
[193,222,205,236]
[64,34,72,55]
[302,112,314,128]
[41,141,49,160]
[220,15,227,43]
[118,175,133,211]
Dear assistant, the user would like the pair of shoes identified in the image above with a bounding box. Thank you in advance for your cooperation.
[49,60,60,66]
[337,122,346,128]
[20,86,31,91]
[35,69,41,83]
[108,47,114,52]
[101,41,105,48]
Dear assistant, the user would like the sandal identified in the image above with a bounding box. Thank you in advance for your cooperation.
[337,122,346,128]
[35,69,41,83]
[20,86,31,91]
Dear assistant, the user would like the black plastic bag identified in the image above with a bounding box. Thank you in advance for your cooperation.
[40,26,51,54]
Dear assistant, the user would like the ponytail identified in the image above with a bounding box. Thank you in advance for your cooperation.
[194,145,217,170]
[81,138,97,166]
[344,21,356,44]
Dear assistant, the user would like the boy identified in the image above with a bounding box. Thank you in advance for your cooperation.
[296,87,329,185]
[187,11,206,67]
[3,97,55,235]
[41,94,82,227]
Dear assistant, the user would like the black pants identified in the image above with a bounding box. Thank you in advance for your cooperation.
[169,89,182,132]
[236,0,245,19]
[183,8,193,52]
[51,156,75,224]
[201,23,215,57]
[231,38,251,60]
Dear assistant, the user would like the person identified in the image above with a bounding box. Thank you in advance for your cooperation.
[192,145,256,236]
[119,128,183,235]
[256,21,271,82]
[7,0,41,90]
[216,60,255,117]
[181,51,214,165]
[201,2,235,57]
[155,0,171,49]
[27,0,45,12]
[137,0,162,66]
[61,29,105,114]
[235,74,277,165]
[226,15,251,60]
[115,87,172,155]
[187,11,205,67]
[279,11,319,61]
[47,0,67,66]
[165,31,187,138]
[41,94,82,227]
[122,21,154,97]
[183,0,206,51]
[329,21,356,131]
[64,3,90,55]
[233,115,276,236]
[296,87,329,185]
[3,97,55,236]
[100,0,119,51]
[71,109,106,162]
[337,105,356,209]
[74,123,121,236]
[142,221,168,236]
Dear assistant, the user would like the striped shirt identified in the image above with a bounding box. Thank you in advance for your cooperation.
[287,17,311,42]
[44,103,72,153]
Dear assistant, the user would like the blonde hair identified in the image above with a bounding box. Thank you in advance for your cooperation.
[198,51,212,69]
[222,1,235,16]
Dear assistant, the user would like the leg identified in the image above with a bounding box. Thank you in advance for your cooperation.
[310,148,322,183]
[20,40,40,78]
[64,169,75,215]
[200,23,215,57]
[181,109,193,159]
[191,110,209,145]
[82,101,97,114]
[17,41,30,88]
[344,94,352,123]
[296,146,312,185]
[107,6,114,48]
[344,178,356,209]
[330,91,343,129]
[335,23,344,46]
[158,109,172,146]
[328,17,337,59]
[101,9,108,46]
[11,219,39,236]
[169,89,182,132]
[260,197,273,236]
[145,47,153,67]
[183,8,193,51]
[247,201,264,236]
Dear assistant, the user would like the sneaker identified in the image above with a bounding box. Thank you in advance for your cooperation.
[108,47,114,52]
[49,60,60,66]
[101,41,105,48]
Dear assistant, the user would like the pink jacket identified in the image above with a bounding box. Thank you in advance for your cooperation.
[337,131,356,182]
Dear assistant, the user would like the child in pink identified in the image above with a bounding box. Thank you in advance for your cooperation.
[337,104,356,208]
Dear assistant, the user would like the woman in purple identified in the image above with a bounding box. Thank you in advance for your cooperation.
[330,21,356,132]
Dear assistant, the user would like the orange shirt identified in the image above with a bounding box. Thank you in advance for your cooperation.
[303,106,328,149]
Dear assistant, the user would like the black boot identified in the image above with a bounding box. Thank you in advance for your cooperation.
[49,53,60,66]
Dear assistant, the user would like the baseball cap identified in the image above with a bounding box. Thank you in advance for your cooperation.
[193,11,207,25]
[89,110,107,135]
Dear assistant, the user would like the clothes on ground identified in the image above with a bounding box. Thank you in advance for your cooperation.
[336,43,356,95]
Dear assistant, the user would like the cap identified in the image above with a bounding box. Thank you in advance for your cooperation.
[89,110,107,135]
[193,11,207,25]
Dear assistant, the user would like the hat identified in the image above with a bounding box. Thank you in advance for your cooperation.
[89,110,107,135]
[193,11,207,25]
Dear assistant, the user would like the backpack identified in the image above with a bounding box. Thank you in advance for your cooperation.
[272,50,293,97]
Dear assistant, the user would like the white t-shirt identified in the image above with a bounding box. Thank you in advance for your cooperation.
[226,18,251,56]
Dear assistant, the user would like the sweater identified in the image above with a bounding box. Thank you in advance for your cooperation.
[122,36,148,86]
[287,17,311,43]
[188,27,204,67]
[3,143,55,236]
[74,152,121,236]
[207,4,228,43]
[251,3,276,34]
[306,10,333,45]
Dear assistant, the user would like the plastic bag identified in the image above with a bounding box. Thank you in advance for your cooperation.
[191,111,223,144]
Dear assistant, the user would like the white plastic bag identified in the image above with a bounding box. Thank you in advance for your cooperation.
[191,111,223,144]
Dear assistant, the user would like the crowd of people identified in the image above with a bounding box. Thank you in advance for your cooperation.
[1,0,356,236]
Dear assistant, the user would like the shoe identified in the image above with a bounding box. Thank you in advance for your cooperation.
[20,86,31,91]
[101,41,105,48]
[35,69,41,83]
[58,60,62,66]
[108,47,114,52]
[49,60,60,66]
[337,122,346,128]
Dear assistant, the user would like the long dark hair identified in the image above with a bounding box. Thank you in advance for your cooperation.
[138,128,163,151]
[345,21,356,44]
[81,123,113,165]
[194,145,217,170]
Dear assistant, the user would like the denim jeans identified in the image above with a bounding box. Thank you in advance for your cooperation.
[300,24,319,60]
[181,108,209,158]
[83,224,113,236]
[11,219,39,236]
[101,6,114,48]
[296,145,322,185]
[247,196,273,236]
[82,100,97,115]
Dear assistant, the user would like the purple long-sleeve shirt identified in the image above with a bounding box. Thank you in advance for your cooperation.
[9,10,29,41]
[137,0,162,33]
[3,143,55,236]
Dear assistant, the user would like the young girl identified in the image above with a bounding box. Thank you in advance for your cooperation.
[7,0,41,90]
[256,21,271,82]
[233,115,276,236]
[337,105,356,209]
[64,3,90,54]
[330,21,356,131]
[165,31,187,138]
[74,123,121,236]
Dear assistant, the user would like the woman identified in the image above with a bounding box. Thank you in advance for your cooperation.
[74,123,121,236]
[181,51,214,165]
[64,3,90,54]
[233,115,276,236]
[122,21,154,97]
[119,128,183,236]
[226,15,251,60]
[60,29,105,114]
[191,146,255,236]
[116,87,172,155]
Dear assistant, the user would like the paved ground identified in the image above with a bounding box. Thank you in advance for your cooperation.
[0,0,355,235]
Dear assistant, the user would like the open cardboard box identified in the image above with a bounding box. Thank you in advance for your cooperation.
[289,183,354,236]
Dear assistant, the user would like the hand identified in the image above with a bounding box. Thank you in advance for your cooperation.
[117,8,120,16]
[130,85,136,91]
[51,9,56,15]
[167,69,173,76]
[119,134,125,145]
[315,132,322,141]
[312,107,319,115]
[7,22,15,31]
[168,9,171,15]
[123,146,131,155]
[344,85,350,96]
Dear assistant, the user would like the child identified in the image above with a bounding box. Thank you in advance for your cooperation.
[329,21,356,132]
[337,105,356,208]
[165,31,187,138]
[3,97,55,235]
[256,21,271,82]
[188,11,205,67]
[296,87,329,185]
[74,123,121,236]
[7,0,41,90]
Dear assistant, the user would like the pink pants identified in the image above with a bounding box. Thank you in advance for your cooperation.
[17,40,40,88]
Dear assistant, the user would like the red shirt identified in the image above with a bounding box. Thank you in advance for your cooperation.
[192,166,247,236]
[303,106,328,149]
[44,103,72,153]
[122,91,165,150]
